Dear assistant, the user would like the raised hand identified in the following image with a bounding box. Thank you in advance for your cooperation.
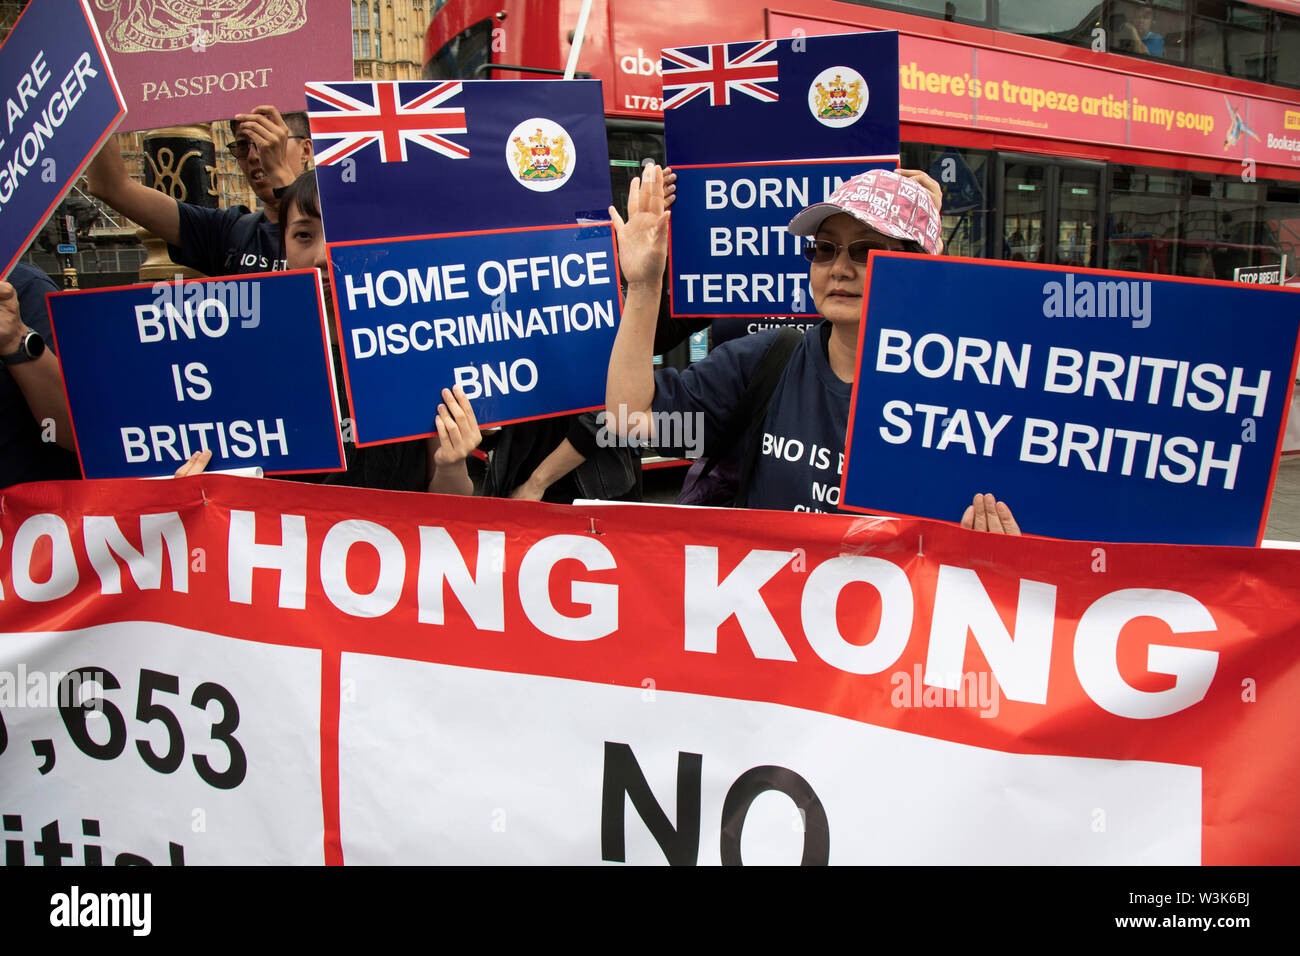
[897,167,944,254]
[174,449,212,477]
[960,493,1022,535]
[233,105,300,188]
[897,167,943,214]
[609,161,670,287]
[432,386,482,468]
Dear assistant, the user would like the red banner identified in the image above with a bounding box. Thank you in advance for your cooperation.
[2,476,1298,863]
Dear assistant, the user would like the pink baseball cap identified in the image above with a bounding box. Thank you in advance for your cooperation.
[787,168,942,255]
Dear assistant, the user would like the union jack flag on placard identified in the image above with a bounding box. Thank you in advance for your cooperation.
[661,41,779,109]
[311,79,613,244]
[305,81,469,166]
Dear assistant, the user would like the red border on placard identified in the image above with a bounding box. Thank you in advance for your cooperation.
[324,221,624,448]
[669,154,901,170]
[837,251,1300,547]
[45,269,348,478]
[643,456,692,470]
[665,156,898,320]
[0,0,128,281]
[319,647,343,866]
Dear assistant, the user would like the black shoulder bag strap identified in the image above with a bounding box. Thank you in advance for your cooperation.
[731,326,801,507]
[692,326,802,479]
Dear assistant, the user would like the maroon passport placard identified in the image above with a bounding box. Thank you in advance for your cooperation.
[90,0,352,132]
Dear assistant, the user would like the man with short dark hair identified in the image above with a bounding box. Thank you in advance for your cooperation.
[1118,1,1164,58]
[86,106,313,276]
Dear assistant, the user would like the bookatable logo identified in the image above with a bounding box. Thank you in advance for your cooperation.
[808,66,867,128]
[507,118,574,192]
[1267,133,1300,153]
[94,0,307,53]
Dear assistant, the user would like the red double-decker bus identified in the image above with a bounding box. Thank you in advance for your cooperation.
[426,0,1300,283]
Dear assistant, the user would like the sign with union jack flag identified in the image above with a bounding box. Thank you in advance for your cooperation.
[309,79,615,244]
[307,81,469,165]
[662,31,899,166]
[662,40,780,109]
[311,79,623,436]
[664,31,900,318]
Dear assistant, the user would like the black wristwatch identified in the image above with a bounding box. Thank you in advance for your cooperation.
[1,329,45,366]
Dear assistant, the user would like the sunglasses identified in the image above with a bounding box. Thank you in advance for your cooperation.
[226,135,306,159]
[802,238,899,264]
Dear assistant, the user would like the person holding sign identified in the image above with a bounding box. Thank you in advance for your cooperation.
[279,171,480,494]
[172,170,482,492]
[606,164,1018,531]
[86,106,312,277]
[1,265,79,488]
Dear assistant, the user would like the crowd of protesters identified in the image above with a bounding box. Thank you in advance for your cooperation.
[2,102,1018,535]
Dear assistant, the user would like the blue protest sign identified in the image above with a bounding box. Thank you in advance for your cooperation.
[663,32,899,318]
[0,0,123,278]
[48,272,345,479]
[668,159,892,317]
[840,254,1300,546]
[308,79,614,243]
[327,225,620,445]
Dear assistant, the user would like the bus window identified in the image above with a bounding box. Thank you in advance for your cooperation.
[1057,167,1100,267]
[1278,13,1300,88]
[606,125,666,223]
[1191,1,1269,82]
[424,18,493,80]
[1001,161,1048,262]
[997,0,1105,50]
[834,0,989,25]
[902,143,992,259]
[1107,167,1184,274]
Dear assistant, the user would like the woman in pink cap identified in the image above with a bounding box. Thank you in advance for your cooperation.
[605,163,1018,533]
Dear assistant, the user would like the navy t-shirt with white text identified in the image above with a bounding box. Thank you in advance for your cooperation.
[169,204,284,277]
[652,323,852,513]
